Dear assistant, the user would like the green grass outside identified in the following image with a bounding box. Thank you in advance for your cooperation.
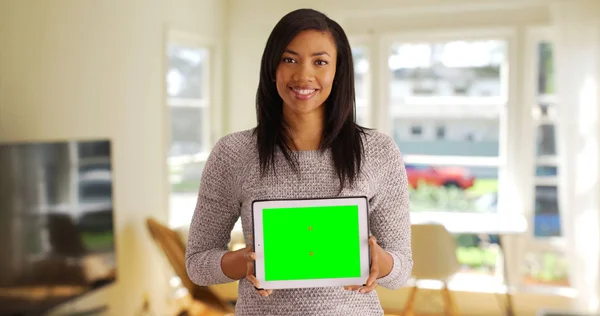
[172,180,200,193]
[456,246,498,268]
[466,178,498,197]
[81,231,115,251]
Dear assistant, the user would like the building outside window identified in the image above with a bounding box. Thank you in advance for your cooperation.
[436,125,446,139]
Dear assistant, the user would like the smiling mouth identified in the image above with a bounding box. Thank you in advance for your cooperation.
[290,87,318,100]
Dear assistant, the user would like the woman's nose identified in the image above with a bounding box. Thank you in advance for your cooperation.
[292,65,314,82]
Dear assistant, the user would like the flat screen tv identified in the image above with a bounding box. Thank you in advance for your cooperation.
[0,139,117,316]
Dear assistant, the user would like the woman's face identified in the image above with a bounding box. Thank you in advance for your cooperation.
[276,30,337,117]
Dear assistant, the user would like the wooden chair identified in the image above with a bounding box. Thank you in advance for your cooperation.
[146,218,234,315]
[403,224,460,316]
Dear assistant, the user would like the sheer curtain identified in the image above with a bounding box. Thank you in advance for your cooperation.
[552,0,600,312]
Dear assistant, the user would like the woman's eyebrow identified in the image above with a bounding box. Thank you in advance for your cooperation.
[284,49,330,57]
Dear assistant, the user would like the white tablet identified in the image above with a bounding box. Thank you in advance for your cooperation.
[251,196,370,290]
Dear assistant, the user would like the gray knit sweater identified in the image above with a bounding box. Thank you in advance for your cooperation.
[185,129,413,316]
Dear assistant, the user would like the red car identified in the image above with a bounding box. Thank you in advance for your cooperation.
[405,163,475,189]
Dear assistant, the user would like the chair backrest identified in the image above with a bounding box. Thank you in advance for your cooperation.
[145,218,232,313]
[410,223,460,281]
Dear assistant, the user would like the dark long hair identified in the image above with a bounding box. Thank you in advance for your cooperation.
[254,8,367,189]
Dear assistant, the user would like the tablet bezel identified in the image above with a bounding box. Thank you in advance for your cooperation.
[251,196,370,290]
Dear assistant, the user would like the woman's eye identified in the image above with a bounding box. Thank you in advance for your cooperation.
[315,60,328,66]
[282,57,296,63]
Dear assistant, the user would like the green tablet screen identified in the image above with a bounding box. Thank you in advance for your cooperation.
[262,204,362,281]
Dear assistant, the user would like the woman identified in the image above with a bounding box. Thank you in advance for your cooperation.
[185,8,412,316]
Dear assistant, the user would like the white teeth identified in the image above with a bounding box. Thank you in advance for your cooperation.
[293,88,316,95]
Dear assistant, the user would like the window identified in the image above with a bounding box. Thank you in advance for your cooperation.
[165,36,212,228]
[523,36,568,287]
[352,46,370,127]
[386,38,507,277]
[388,39,504,212]
[436,126,446,139]
[410,125,423,137]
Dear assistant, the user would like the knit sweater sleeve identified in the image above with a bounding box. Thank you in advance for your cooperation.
[185,136,241,286]
[370,135,413,290]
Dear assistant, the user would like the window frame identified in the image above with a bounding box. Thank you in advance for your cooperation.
[360,27,535,287]
[378,27,518,216]
[165,31,213,159]
[346,25,571,292]
[522,26,567,255]
[164,29,221,228]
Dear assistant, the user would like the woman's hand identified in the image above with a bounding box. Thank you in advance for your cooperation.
[344,236,388,294]
[243,242,273,297]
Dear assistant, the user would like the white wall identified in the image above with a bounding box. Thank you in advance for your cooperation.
[0,0,225,314]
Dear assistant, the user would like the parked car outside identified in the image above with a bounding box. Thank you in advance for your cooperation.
[405,163,475,189]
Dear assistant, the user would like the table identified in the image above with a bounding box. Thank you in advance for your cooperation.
[411,211,527,316]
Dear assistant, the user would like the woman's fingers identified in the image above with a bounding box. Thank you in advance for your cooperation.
[344,284,377,294]
[246,272,261,288]
[247,271,272,296]
[344,237,379,293]
[244,249,273,297]
[359,282,377,294]
[366,236,379,287]
[245,250,256,261]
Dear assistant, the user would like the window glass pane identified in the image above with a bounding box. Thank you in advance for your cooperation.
[394,119,499,157]
[407,163,498,212]
[169,162,205,228]
[455,234,500,275]
[353,46,369,127]
[170,161,205,194]
[389,39,505,277]
[389,40,504,98]
[536,124,557,156]
[169,107,206,157]
[535,166,558,177]
[524,251,569,286]
[534,185,561,238]
[537,42,555,95]
[389,40,504,216]
[168,106,207,228]
[167,44,207,99]
[435,126,446,139]
[166,43,210,229]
